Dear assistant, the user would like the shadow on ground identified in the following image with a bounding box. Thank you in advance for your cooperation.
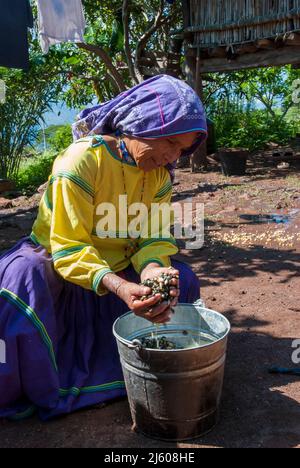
[0,328,298,448]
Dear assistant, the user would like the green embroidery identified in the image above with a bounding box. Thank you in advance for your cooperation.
[155,181,172,199]
[29,232,40,246]
[92,269,110,292]
[43,186,53,210]
[0,289,126,404]
[139,237,177,249]
[59,381,126,397]
[92,268,114,293]
[91,135,105,148]
[8,405,37,421]
[0,288,58,372]
[91,135,137,167]
[50,171,95,198]
[52,244,90,263]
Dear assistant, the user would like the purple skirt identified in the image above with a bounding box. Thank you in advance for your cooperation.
[0,237,200,420]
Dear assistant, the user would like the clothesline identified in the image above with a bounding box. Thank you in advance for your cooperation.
[0,0,179,71]
[0,0,86,70]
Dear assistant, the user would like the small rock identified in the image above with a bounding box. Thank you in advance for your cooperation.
[0,197,13,209]
[11,196,29,208]
[38,182,48,194]
[240,193,251,200]
[277,162,290,170]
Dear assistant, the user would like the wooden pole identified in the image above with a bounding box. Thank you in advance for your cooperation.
[192,46,208,172]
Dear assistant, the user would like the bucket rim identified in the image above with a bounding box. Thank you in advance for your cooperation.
[112,303,231,352]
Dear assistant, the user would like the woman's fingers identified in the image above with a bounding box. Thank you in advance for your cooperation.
[146,301,169,318]
[131,293,161,310]
[169,287,180,297]
[151,310,172,324]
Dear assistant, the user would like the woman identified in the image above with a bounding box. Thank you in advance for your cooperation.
[0,75,207,420]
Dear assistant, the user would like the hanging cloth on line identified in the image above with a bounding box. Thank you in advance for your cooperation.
[37,0,86,54]
[0,0,33,70]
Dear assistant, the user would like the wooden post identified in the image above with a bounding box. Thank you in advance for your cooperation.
[195,46,203,98]
[182,0,190,30]
[192,46,208,172]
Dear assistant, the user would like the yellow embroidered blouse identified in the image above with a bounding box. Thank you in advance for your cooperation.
[31,136,178,295]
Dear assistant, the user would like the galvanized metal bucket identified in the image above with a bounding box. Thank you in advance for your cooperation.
[113,301,230,441]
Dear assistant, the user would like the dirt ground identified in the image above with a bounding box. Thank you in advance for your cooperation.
[0,155,300,448]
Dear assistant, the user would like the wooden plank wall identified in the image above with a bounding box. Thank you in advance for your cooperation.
[188,0,300,47]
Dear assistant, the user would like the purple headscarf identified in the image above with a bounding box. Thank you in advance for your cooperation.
[72,74,207,177]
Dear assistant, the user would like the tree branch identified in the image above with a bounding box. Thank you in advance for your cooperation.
[77,42,127,93]
[134,0,166,83]
[122,0,139,85]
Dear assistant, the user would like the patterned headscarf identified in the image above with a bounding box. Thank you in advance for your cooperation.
[72,74,207,178]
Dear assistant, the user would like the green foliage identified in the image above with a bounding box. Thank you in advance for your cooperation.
[212,107,297,151]
[205,65,300,151]
[0,64,63,179]
[15,151,57,194]
[47,124,73,152]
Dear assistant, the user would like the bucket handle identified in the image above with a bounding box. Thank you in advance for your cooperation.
[128,339,151,362]
[193,298,206,308]
[128,339,143,351]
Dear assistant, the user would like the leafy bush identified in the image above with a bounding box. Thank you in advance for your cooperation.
[0,61,63,180]
[47,124,73,152]
[212,108,297,152]
[15,151,57,194]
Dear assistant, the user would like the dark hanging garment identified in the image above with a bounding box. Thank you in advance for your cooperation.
[0,0,33,70]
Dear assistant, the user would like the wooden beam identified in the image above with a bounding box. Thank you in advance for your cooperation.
[192,46,300,74]
[235,44,258,55]
[284,32,300,46]
[207,47,227,58]
[255,38,276,50]
[141,66,181,77]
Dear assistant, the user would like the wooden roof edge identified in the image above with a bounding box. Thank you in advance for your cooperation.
[185,10,300,34]
[185,30,300,50]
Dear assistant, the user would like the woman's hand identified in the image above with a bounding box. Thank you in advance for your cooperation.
[116,281,172,323]
[102,267,180,324]
[139,264,180,322]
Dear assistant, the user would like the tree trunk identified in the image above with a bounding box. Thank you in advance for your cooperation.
[191,141,208,172]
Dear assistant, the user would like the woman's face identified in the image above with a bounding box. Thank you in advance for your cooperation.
[124,132,201,172]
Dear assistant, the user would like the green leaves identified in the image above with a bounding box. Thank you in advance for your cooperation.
[205,65,300,151]
[63,56,82,65]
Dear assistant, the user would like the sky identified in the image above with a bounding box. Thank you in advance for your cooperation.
[43,102,79,127]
